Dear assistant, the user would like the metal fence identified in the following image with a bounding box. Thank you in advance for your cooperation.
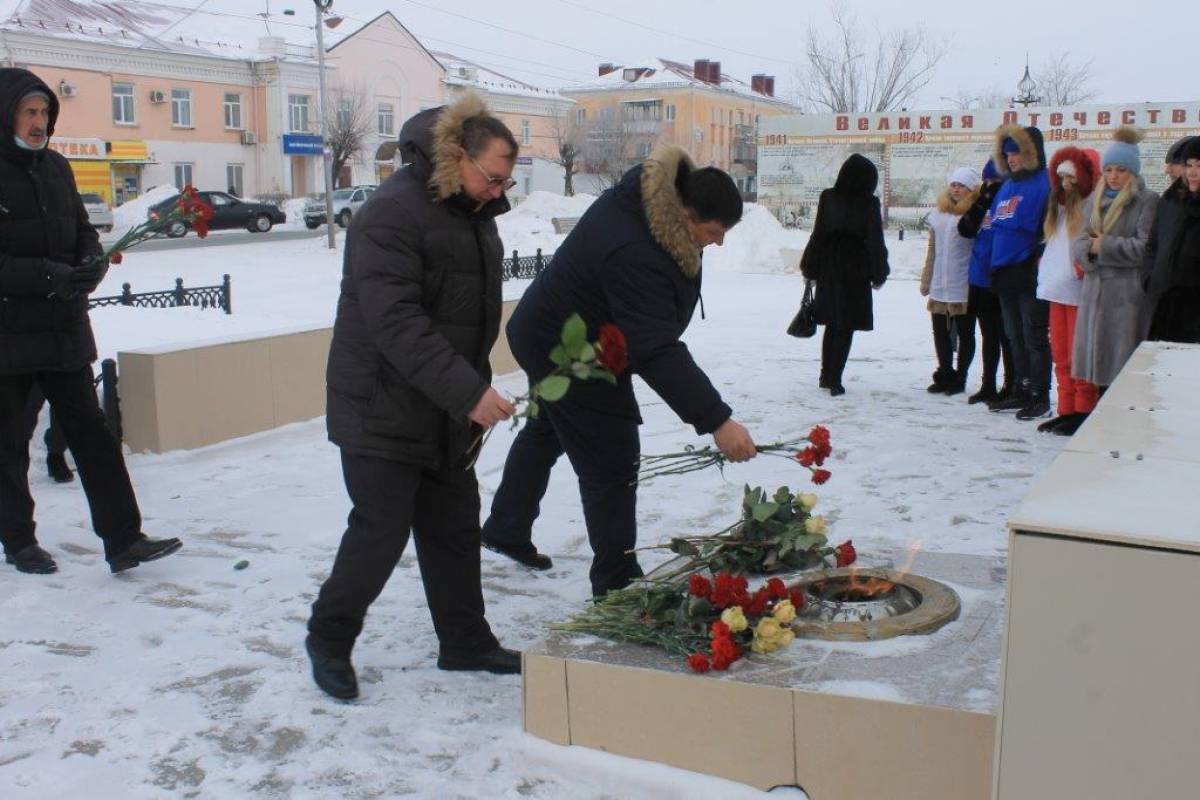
[89,275,232,314]
[503,249,553,281]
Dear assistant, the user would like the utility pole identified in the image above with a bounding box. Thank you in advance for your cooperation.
[314,0,336,249]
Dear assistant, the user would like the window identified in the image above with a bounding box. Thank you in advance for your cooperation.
[226,164,244,196]
[288,94,311,133]
[223,93,243,129]
[378,103,394,136]
[636,141,652,158]
[112,83,135,124]
[666,104,676,122]
[171,88,192,127]
[173,163,194,190]
[337,99,352,128]
[521,119,531,145]
[576,107,586,124]
[209,192,233,207]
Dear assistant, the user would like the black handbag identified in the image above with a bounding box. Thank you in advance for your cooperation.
[786,280,817,338]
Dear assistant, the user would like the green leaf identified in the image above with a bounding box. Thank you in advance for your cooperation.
[577,342,596,363]
[527,398,540,418]
[561,313,587,353]
[687,596,713,617]
[752,502,780,523]
[669,538,700,556]
[536,375,571,402]
[549,345,570,366]
[571,361,591,380]
[590,367,617,385]
[773,486,792,504]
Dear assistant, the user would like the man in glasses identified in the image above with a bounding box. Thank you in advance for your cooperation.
[306,93,521,700]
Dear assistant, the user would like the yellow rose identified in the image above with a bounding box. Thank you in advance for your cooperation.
[799,492,819,511]
[804,516,828,536]
[720,606,749,633]
[776,629,795,648]
[755,617,782,641]
[751,636,777,654]
[772,599,797,624]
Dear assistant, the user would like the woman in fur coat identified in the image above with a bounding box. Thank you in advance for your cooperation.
[1071,127,1159,390]
[921,167,981,394]
[1036,146,1101,436]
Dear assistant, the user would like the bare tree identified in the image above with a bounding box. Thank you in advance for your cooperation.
[323,82,374,188]
[550,113,583,197]
[943,86,1011,110]
[579,109,636,192]
[792,1,947,113]
[1034,53,1097,105]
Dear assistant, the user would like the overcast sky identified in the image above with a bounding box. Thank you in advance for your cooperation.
[270,0,1194,108]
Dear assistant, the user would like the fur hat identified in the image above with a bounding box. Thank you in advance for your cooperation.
[1165,136,1196,164]
[1181,136,1200,164]
[948,166,980,190]
[1102,127,1144,176]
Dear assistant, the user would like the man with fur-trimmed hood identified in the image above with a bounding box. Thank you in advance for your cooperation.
[307,94,522,700]
[480,144,758,597]
[985,124,1053,420]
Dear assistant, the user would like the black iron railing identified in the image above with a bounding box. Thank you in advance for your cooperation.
[89,275,231,314]
[504,249,551,281]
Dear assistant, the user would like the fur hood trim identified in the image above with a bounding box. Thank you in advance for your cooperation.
[1049,146,1100,202]
[430,92,489,201]
[993,124,1040,176]
[640,143,701,277]
[936,188,977,215]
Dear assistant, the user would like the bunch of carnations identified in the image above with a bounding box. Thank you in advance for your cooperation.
[637,425,835,485]
[102,185,214,265]
[683,574,806,672]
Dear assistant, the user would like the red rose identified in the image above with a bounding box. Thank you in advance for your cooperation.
[811,469,831,485]
[835,540,857,567]
[788,588,807,610]
[710,620,731,639]
[796,447,817,467]
[108,250,123,265]
[766,577,787,599]
[688,574,712,598]
[596,324,629,376]
[687,653,711,673]
[809,425,831,449]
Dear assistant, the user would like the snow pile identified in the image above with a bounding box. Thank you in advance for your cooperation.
[280,197,309,228]
[704,203,811,275]
[111,185,178,232]
[497,190,597,256]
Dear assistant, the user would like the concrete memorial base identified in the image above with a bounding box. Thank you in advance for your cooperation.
[523,549,1002,798]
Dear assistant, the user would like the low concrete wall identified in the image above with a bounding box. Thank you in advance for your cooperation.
[119,300,521,453]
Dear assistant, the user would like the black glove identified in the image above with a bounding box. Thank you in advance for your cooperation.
[69,253,108,295]
[45,259,76,299]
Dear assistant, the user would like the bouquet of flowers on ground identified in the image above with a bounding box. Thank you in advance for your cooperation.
[101,185,214,265]
[638,424,834,485]
[636,483,857,578]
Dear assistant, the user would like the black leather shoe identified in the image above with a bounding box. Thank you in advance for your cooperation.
[829,384,846,396]
[1052,412,1089,436]
[6,544,58,574]
[481,536,552,570]
[46,454,74,483]
[968,386,998,405]
[437,645,521,675]
[306,635,359,700]
[108,535,183,573]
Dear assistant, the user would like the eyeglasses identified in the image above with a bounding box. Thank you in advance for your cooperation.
[469,156,517,191]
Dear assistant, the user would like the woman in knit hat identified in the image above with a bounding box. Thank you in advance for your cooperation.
[1036,147,1101,436]
[1144,136,1200,342]
[957,159,1014,405]
[1071,127,1159,392]
[921,167,981,394]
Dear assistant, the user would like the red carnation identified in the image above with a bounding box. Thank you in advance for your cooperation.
[796,447,817,467]
[811,469,831,485]
[732,575,748,594]
[835,540,857,568]
[766,577,787,599]
[809,425,831,449]
[596,324,629,376]
[744,588,769,617]
[710,620,731,639]
[687,653,711,673]
[688,574,712,598]
[108,250,123,265]
[711,636,740,670]
[788,588,807,610]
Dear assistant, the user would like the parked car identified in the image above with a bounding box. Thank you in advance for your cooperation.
[80,193,113,232]
[148,190,286,237]
[303,185,376,229]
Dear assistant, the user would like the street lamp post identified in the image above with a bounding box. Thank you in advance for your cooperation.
[314,0,336,249]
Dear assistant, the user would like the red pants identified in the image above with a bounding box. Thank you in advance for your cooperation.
[1049,302,1099,415]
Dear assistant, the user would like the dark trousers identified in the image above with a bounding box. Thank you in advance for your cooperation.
[820,326,855,385]
[308,451,499,658]
[995,284,1051,397]
[931,312,976,379]
[0,368,141,557]
[24,387,68,457]
[970,285,1013,391]
[482,393,643,596]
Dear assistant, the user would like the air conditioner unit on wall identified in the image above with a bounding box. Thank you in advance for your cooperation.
[59,81,76,98]
[241,130,258,145]
[149,90,166,104]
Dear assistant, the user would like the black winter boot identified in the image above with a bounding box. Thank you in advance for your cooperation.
[989,381,1029,412]
[1016,390,1052,421]
[46,453,74,483]
[968,382,998,404]
[1052,412,1089,436]
[927,369,955,393]
[306,635,359,699]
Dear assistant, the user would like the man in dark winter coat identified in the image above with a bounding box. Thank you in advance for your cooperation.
[1145,137,1200,342]
[479,144,757,597]
[0,68,181,575]
[306,94,522,700]
[985,125,1052,420]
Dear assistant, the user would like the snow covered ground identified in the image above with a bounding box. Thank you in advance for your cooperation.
[0,202,1050,798]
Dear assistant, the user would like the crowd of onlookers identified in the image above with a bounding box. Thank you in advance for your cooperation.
[803,126,1199,435]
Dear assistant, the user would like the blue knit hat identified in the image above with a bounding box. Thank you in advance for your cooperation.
[1102,127,1144,176]
[982,159,1001,182]
[1002,138,1021,155]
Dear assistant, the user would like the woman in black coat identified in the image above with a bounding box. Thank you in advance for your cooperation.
[800,154,890,395]
[1144,138,1200,343]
